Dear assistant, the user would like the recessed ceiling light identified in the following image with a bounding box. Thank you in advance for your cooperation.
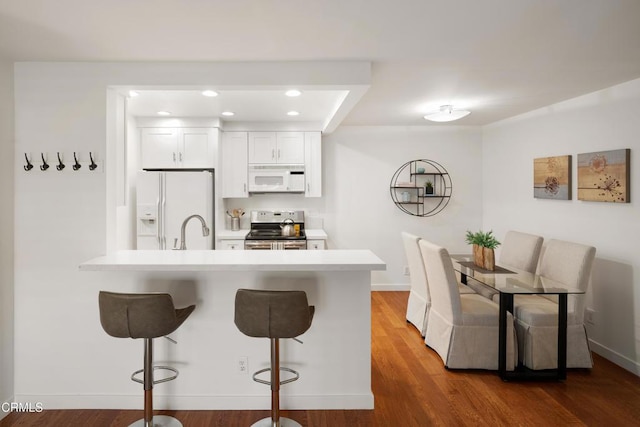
[157,111,171,116]
[285,89,302,97]
[423,105,471,122]
[202,90,219,97]
[221,111,235,116]
[287,111,300,116]
[128,90,139,97]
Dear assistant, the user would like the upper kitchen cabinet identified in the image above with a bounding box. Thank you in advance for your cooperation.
[221,131,249,198]
[248,131,305,164]
[141,128,217,169]
[304,132,322,197]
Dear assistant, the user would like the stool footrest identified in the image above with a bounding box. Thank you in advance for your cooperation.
[131,365,179,385]
[252,367,299,386]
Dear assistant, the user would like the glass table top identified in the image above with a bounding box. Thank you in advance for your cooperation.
[450,255,585,295]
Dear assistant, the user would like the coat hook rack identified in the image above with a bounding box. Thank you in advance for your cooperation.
[73,152,82,171]
[40,153,49,171]
[89,152,97,171]
[24,153,34,171]
[56,152,65,171]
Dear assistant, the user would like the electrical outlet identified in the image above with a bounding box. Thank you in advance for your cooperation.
[403,266,410,276]
[585,309,596,325]
[237,356,248,374]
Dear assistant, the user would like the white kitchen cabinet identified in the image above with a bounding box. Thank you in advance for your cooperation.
[221,131,249,198]
[307,240,325,250]
[218,239,245,250]
[304,132,322,197]
[248,131,305,164]
[141,128,216,169]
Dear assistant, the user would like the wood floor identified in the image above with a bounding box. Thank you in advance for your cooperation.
[2,291,640,426]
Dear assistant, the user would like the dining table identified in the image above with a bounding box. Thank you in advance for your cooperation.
[450,255,585,381]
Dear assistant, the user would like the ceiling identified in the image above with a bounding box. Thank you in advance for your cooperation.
[2,0,640,128]
[126,89,350,124]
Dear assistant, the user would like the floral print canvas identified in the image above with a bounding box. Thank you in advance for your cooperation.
[534,155,571,200]
[578,149,630,203]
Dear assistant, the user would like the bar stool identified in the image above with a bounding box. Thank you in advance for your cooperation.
[234,289,314,427]
[99,291,195,427]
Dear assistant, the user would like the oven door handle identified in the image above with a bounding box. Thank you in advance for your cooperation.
[245,240,307,250]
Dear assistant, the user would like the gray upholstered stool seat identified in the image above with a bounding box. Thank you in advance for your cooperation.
[235,289,314,427]
[99,291,195,427]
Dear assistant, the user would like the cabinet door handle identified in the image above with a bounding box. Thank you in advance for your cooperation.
[179,152,183,162]
[307,183,310,192]
[173,152,176,162]
[278,149,281,159]
[272,149,275,160]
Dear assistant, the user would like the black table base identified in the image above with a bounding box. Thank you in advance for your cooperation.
[499,293,568,381]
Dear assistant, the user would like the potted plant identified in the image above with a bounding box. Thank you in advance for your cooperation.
[425,180,434,195]
[465,230,501,270]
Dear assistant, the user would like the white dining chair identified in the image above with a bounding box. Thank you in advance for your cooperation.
[465,230,544,301]
[500,231,544,273]
[402,232,430,335]
[419,240,517,370]
[402,232,475,337]
[514,239,596,369]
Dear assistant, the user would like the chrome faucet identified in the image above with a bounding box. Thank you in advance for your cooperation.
[178,214,210,250]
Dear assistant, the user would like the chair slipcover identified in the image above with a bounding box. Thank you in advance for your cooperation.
[419,240,517,371]
[500,231,544,273]
[402,232,475,337]
[514,239,596,369]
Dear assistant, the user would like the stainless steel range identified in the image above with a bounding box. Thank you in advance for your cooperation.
[244,210,307,250]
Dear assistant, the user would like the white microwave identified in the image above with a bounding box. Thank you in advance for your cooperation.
[248,165,305,193]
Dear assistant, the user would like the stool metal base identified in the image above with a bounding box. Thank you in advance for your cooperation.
[250,416,302,427]
[129,415,183,427]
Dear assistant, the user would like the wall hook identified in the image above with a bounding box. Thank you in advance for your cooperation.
[24,153,34,171]
[89,152,97,171]
[40,153,49,171]
[56,152,65,171]
[73,152,82,170]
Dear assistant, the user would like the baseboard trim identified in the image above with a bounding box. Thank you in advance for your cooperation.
[0,395,14,421]
[589,339,640,377]
[371,283,410,291]
[13,393,374,410]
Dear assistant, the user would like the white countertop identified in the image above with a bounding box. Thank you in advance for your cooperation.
[80,249,385,272]
[217,229,328,240]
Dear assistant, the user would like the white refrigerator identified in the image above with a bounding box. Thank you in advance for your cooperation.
[136,170,214,250]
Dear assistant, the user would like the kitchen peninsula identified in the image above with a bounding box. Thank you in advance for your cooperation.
[80,250,385,410]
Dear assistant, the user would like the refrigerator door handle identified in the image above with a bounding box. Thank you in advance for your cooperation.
[156,195,161,249]
[157,174,163,249]
[161,173,167,249]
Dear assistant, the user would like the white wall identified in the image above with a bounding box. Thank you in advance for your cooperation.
[323,126,483,287]
[0,61,14,419]
[482,78,640,374]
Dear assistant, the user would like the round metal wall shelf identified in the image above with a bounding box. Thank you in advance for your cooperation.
[390,159,453,217]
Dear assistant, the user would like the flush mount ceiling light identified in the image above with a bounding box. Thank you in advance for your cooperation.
[221,111,234,116]
[423,105,471,122]
[202,90,219,97]
[287,111,300,116]
[128,90,139,97]
[285,89,302,97]
[157,111,171,116]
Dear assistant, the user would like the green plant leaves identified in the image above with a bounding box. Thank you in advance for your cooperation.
[465,230,501,249]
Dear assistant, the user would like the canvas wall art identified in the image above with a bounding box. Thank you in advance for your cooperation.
[577,149,630,203]
[533,155,571,200]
